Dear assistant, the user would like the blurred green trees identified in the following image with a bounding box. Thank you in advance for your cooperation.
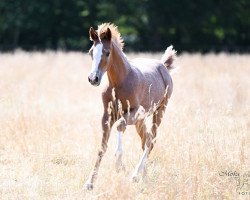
[0,0,249,52]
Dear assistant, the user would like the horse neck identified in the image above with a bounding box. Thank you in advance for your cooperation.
[107,42,130,87]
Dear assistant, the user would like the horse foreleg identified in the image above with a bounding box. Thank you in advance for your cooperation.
[135,120,146,150]
[115,131,125,172]
[132,145,150,182]
[85,113,113,190]
[114,107,144,172]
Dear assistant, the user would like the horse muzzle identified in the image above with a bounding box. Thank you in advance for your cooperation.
[88,72,101,86]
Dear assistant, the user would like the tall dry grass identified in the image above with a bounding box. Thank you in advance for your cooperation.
[0,51,249,199]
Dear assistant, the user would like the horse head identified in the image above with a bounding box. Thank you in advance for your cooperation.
[88,27,112,86]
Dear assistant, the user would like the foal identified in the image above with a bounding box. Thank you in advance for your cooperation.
[85,23,176,190]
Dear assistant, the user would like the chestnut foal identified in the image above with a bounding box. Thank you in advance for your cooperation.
[85,23,176,190]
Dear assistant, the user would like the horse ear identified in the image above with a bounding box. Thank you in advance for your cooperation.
[89,27,98,41]
[100,28,112,41]
[105,28,112,41]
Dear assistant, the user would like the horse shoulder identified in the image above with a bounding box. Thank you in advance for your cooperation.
[101,86,113,108]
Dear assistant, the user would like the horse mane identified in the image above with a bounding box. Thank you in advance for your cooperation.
[97,23,124,50]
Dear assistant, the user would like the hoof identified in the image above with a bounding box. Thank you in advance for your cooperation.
[115,162,126,173]
[131,175,140,183]
[85,182,94,190]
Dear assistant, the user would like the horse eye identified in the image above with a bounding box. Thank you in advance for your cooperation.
[106,52,110,57]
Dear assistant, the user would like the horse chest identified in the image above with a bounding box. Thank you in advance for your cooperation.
[115,90,138,108]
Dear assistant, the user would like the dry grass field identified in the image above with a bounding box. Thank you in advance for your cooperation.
[0,51,249,199]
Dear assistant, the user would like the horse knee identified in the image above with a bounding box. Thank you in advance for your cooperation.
[116,117,126,132]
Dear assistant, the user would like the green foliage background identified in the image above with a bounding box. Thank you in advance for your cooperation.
[0,0,249,52]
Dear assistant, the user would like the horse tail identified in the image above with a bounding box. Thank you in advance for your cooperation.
[161,45,176,71]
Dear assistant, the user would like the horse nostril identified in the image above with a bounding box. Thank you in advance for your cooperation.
[95,76,99,83]
[88,77,91,83]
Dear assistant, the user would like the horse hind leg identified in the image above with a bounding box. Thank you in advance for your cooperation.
[131,100,168,182]
[132,120,148,182]
[149,100,167,153]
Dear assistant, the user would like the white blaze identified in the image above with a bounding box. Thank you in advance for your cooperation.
[91,43,103,74]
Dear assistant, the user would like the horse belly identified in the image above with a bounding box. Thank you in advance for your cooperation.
[140,75,167,111]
